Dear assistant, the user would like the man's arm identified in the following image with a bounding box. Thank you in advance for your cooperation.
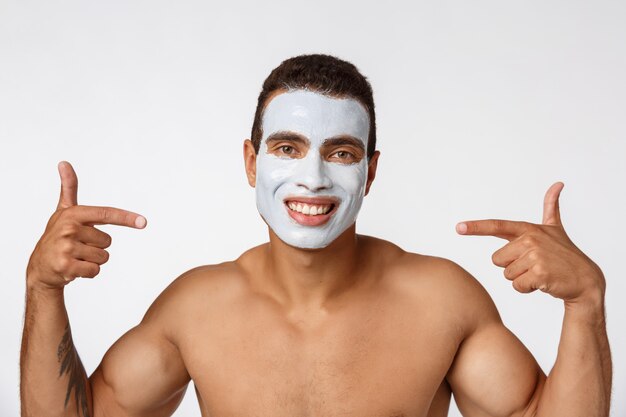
[446,272,610,417]
[452,182,611,417]
[444,264,545,417]
[21,274,191,417]
[20,161,190,417]
[88,284,191,417]
[21,281,93,417]
[535,297,611,416]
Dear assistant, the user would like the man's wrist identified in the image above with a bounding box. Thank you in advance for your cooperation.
[25,270,65,298]
[564,288,606,326]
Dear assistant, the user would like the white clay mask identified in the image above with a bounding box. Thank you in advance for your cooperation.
[255,89,370,249]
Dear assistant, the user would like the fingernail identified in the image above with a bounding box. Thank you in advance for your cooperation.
[456,223,467,234]
[135,216,147,228]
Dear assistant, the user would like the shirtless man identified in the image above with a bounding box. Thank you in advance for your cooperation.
[21,54,611,417]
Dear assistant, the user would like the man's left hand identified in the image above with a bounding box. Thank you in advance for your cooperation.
[457,182,605,306]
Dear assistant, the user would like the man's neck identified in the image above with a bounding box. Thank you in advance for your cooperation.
[259,224,365,313]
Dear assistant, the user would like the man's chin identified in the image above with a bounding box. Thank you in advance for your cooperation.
[270,230,334,251]
[263,221,335,249]
[266,220,358,251]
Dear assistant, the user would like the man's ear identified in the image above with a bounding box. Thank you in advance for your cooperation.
[364,150,380,196]
[243,139,257,187]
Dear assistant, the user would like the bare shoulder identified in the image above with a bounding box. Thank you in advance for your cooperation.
[91,247,264,415]
[151,261,246,304]
[361,235,502,334]
[143,260,250,338]
[90,262,249,415]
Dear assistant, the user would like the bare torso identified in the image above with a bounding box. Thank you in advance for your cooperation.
[28,157,596,417]
[165,237,464,417]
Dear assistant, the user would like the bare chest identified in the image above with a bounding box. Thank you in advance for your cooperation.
[179,296,459,417]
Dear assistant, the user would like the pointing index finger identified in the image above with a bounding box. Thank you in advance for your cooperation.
[456,219,532,240]
[72,206,147,229]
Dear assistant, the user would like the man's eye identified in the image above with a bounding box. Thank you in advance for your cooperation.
[280,145,294,155]
[332,150,355,160]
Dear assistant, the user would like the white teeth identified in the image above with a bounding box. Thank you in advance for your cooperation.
[286,202,333,216]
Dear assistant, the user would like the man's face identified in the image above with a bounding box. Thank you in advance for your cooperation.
[254,89,371,249]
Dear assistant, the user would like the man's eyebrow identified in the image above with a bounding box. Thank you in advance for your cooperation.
[322,135,365,152]
[265,131,310,145]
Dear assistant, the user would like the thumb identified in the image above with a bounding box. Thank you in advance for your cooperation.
[56,161,78,210]
[542,181,564,226]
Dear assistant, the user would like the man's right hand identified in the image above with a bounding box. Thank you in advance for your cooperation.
[26,161,147,290]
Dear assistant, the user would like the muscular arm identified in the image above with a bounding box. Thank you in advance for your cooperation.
[20,283,93,417]
[533,299,611,417]
[444,265,545,417]
[20,271,191,417]
[454,183,612,416]
[21,162,191,417]
[89,286,191,417]
[446,264,611,417]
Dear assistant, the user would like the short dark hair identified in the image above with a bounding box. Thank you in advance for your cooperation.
[250,54,377,159]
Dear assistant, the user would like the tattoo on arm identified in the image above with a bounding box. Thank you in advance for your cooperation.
[57,323,91,417]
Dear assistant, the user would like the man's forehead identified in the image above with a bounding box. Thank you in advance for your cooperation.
[261,89,370,145]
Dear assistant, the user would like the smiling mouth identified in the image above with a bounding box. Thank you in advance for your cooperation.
[283,198,339,226]
[285,201,335,216]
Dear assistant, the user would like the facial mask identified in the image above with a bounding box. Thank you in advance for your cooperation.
[255,89,370,249]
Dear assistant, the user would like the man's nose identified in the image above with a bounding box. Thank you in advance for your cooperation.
[294,152,333,191]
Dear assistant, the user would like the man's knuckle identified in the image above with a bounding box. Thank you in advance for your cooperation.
[491,252,501,265]
[59,240,74,255]
[503,269,508,279]
[503,267,513,279]
[513,279,534,293]
[494,219,507,232]
[532,263,547,277]
[99,208,111,222]
[84,264,100,278]
[56,257,71,273]
[60,223,78,237]
[522,234,537,247]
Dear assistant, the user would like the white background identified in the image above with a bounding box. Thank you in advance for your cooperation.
[1,0,625,415]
